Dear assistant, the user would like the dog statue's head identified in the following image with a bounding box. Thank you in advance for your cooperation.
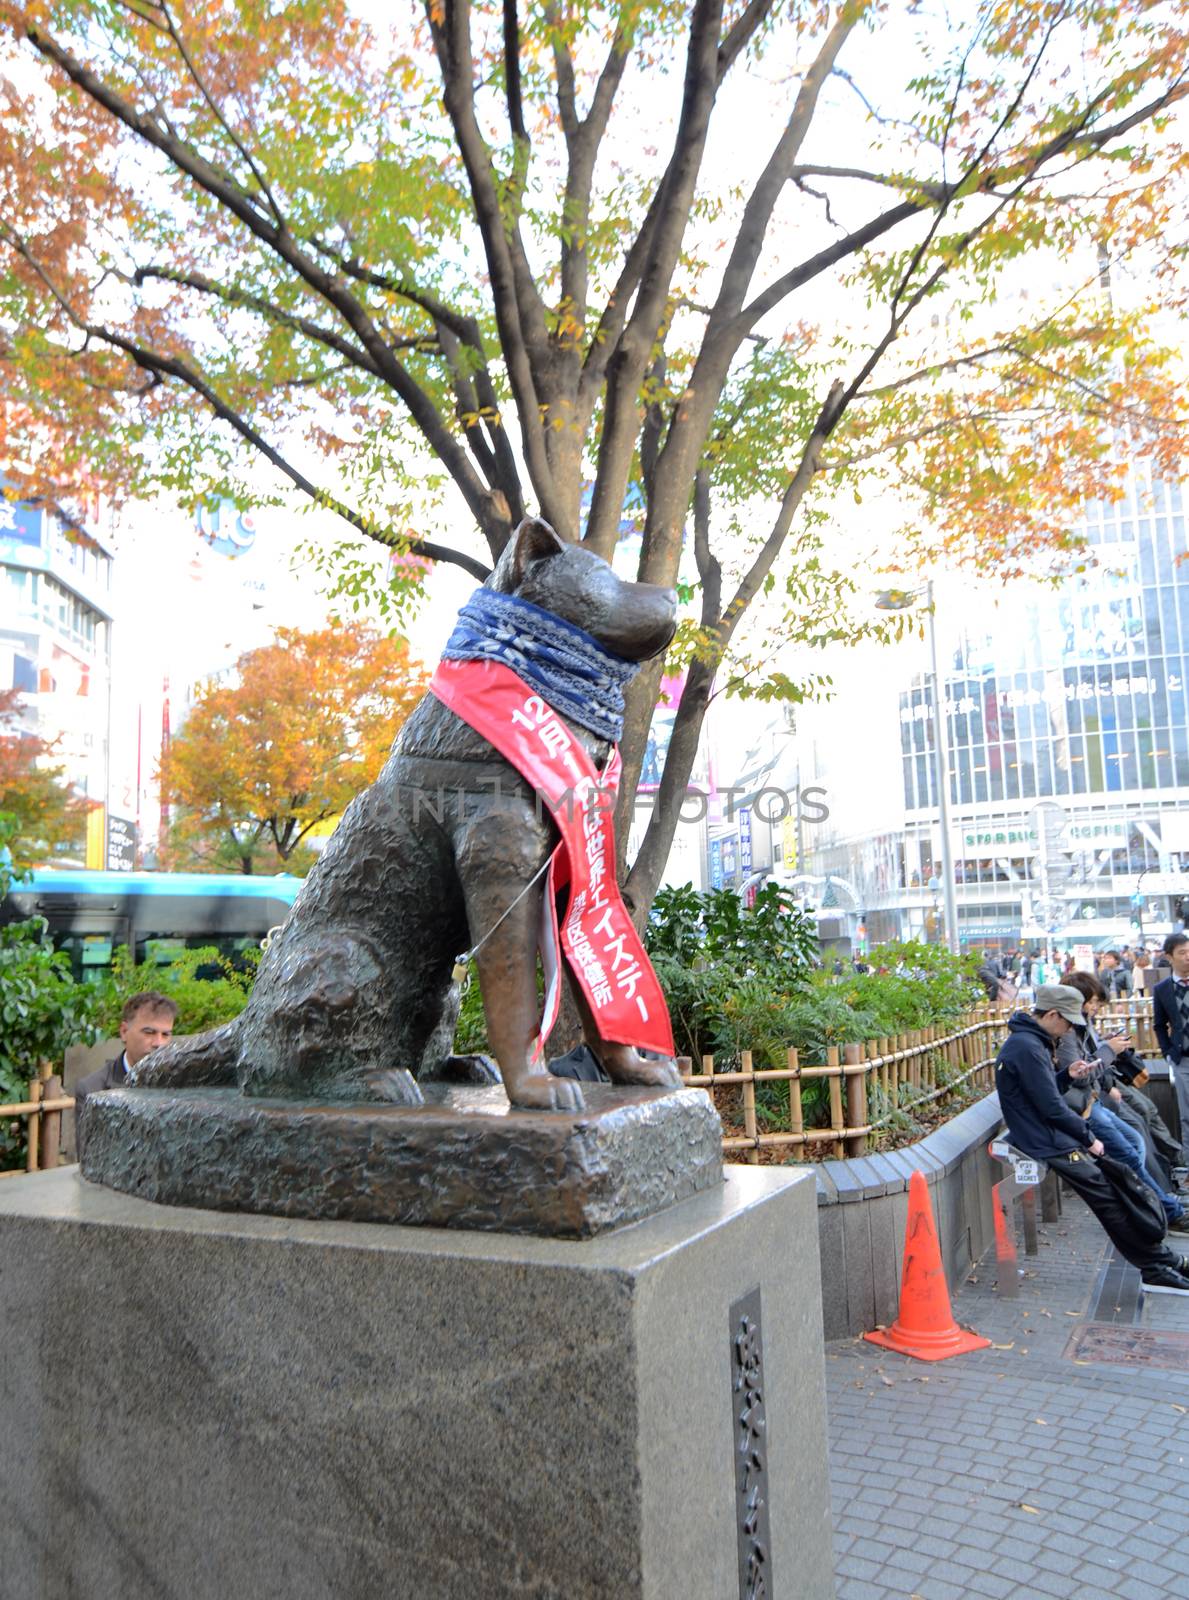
[488,518,676,662]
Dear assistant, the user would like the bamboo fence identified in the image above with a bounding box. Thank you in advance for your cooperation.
[679,994,1159,1165]
[0,996,1161,1175]
[0,1060,70,1177]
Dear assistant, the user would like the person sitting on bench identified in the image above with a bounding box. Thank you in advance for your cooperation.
[1056,971,1182,1189]
[995,985,1189,1295]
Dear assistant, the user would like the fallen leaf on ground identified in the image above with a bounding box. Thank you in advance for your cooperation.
[1013,1503,1041,1514]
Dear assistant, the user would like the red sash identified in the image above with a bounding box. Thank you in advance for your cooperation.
[429,658,675,1060]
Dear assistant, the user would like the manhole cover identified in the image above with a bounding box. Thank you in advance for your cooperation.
[1065,1322,1189,1370]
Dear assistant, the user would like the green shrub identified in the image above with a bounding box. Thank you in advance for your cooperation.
[646,883,820,1064]
[0,818,102,1167]
[453,963,490,1055]
[93,943,260,1039]
[860,940,983,1023]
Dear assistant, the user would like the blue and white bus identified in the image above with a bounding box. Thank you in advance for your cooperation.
[0,870,302,981]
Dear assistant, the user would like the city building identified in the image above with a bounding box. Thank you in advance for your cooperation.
[792,466,1189,954]
[0,486,114,854]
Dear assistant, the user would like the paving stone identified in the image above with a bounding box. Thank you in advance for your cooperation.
[881,1567,941,1596]
[1027,1577,1088,1600]
[835,1553,886,1584]
[1115,1580,1174,1600]
[912,1535,959,1561]
[912,1579,968,1600]
[827,1188,1189,1600]
[885,1547,934,1577]
[963,1571,1019,1599]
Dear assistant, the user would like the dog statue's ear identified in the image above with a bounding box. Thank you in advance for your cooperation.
[510,517,566,584]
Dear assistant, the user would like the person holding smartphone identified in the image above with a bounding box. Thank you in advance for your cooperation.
[1058,971,1183,1191]
[995,985,1189,1294]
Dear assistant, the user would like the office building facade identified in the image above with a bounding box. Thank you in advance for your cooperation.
[798,467,1189,952]
[0,489,114,833]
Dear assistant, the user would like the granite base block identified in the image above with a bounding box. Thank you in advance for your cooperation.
[0,1165,835,1600]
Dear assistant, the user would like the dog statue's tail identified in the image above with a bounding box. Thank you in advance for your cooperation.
[129,1019,241,1089]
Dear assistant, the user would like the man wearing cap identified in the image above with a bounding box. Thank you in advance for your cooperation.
[995,984,1189,1294]
[1152,932,1189,1165]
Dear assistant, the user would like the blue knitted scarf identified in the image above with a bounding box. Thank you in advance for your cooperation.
[441,588,638,742]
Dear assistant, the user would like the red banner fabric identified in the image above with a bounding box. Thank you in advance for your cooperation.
[430,659,675,1060]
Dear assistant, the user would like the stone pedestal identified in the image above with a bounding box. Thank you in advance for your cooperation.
[79,1082,723,1238]
[0,1166,834,1600]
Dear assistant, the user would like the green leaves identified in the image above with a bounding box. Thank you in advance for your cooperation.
[91,942,257,1039]
[0,814,102,1165]
[645,883,821,1065]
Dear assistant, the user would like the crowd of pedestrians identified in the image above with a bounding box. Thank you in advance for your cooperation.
[977,939,1173,1007]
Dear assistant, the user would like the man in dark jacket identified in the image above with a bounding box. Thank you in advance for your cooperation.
[73,991,178,1154]
[1152,932,1189,1164]
[1098,949,1131,999]
[995,984,1189,1293]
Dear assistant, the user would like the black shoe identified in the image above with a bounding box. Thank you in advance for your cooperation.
[1141,1266,1189,1294]
[1167,1215,1189,1234]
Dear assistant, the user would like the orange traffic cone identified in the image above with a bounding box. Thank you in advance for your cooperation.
[864,1170,990,1362]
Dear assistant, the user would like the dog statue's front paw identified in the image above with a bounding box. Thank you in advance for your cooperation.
[504,1072,586,1113]
[364,1067,425,1107]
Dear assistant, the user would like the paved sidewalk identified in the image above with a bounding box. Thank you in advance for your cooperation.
[825,1193,1189,1599]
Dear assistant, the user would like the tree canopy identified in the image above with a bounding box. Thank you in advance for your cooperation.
[0,689,88,866]
[159,621,427,873]
[2,0,1187,909]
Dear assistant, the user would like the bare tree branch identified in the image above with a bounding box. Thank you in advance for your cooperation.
[634,6,863,580]
[547,2,634,345]
[502,0,526,145]
[155,0,284,227]
[583,0,725,555]
[425,0,564,530]
[578,0,771,412]
[789,162,947,200]
[24,20,507,550]
[1,222,492,582]
[718,0,776,77]
[742,71,1189,340]
[132,265,386,373]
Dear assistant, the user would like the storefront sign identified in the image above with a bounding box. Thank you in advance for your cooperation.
[106,816,137,872]
[955,817,1128,858]
[738,807,752,875]
[900,672,1185,725]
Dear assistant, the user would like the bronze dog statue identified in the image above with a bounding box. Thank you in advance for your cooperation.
[134,519,681,1112]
